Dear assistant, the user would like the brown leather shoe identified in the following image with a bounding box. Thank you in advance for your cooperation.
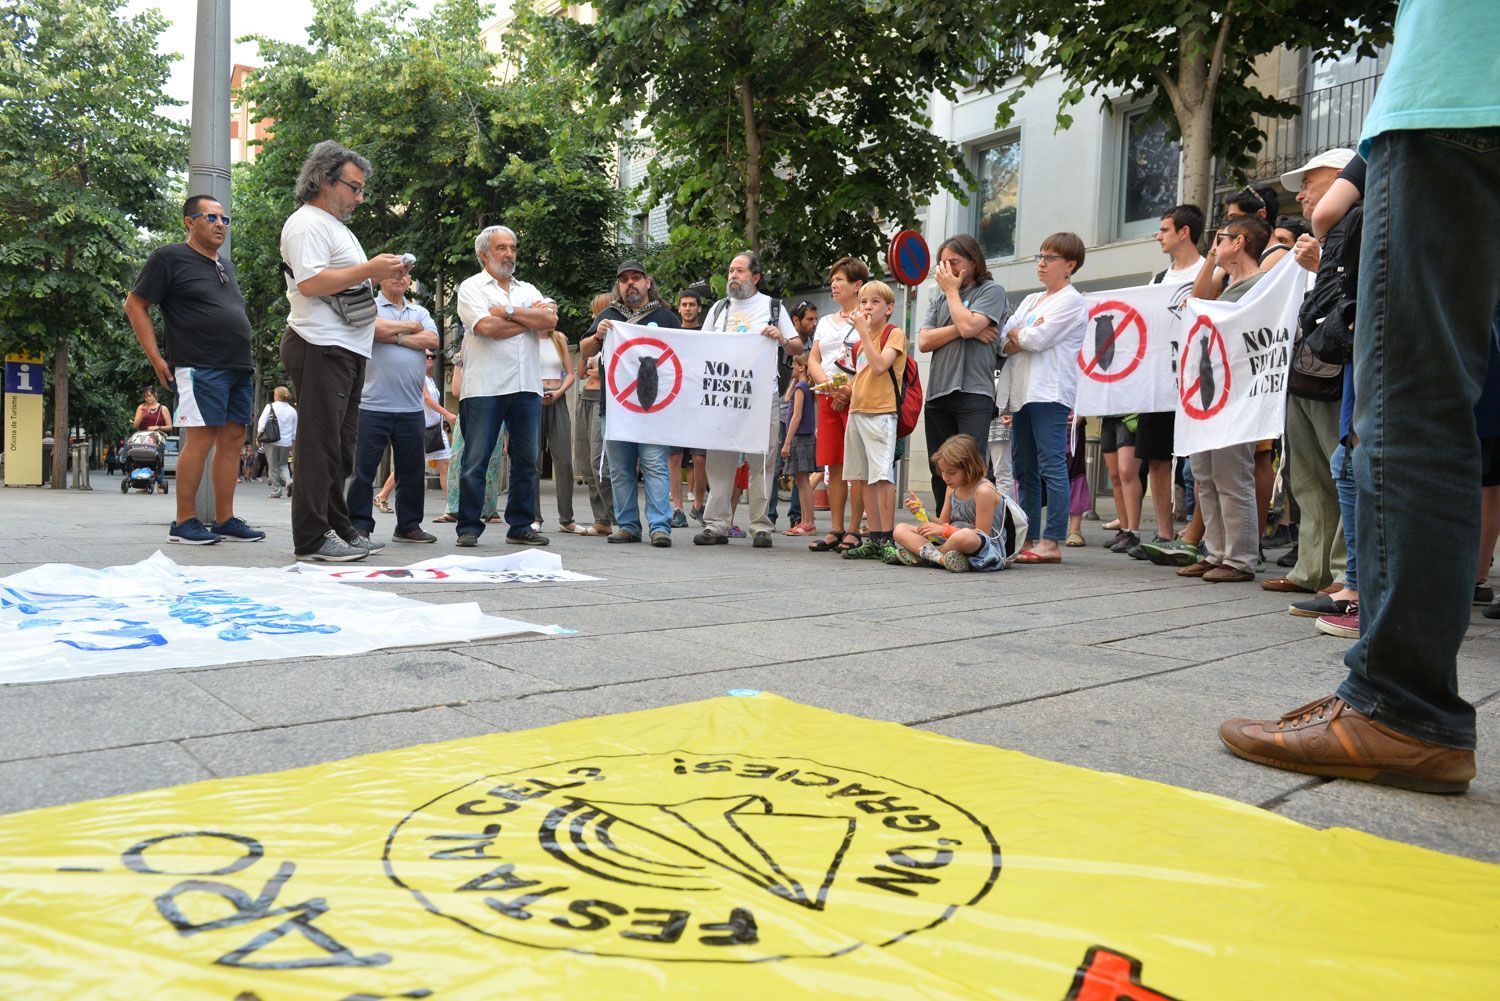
[1318,582,1342,595]
[1260,576,1314,593]
[1220,696,1475,794]
[1203,565,1255,583]
[1177,560,1216,577]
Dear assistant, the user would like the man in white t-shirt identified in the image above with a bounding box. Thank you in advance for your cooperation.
[693,251,803,548]
[1131,204,1209,565]
[453,225,558,548]
[279,140,409,563]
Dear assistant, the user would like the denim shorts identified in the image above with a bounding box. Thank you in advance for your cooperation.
[174,367,254,427]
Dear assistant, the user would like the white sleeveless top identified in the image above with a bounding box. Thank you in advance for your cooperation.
[539,339,566,382]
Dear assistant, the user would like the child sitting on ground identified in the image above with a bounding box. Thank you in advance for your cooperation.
[840,280,906,561]
[893,434,1006,572]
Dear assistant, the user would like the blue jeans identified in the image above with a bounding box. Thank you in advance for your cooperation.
[1330,443,1357,592]
[1336,128,1500,750]
[1180,456,1197,521]
[1012,401,1070,542]
[348,409,426,535]
[606,437,672,538]
[458,392,541,539]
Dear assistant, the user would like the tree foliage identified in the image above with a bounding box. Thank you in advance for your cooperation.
[1006,0,1396,210]
[550,0,1027,293]
[0,0,185,472]
[235,0,625,354]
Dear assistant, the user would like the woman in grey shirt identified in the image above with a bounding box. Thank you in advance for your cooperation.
[916,234,1010,510]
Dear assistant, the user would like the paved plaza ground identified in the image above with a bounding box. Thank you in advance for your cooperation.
[1,476,1496,864]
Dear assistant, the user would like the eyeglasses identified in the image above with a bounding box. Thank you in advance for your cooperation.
[1037,253,1064,263]
[187,212,230,226]
[1215,232,1240,243]
[336,178,365,197]
[214,260,227,286]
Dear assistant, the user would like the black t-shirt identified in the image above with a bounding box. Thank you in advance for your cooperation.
[131,243,254,370]
[585,303,681,420]
[1338,155,1367,196]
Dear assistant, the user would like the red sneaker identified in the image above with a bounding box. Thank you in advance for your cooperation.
[1315,602,1359,639]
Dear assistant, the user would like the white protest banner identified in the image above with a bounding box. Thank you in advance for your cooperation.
[1075,279,1193,416]
[289,551,601,584]
[1175,254,1309,455]
[0,552,567,684]
[603,322,776,453]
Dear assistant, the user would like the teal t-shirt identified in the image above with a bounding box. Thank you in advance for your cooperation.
[1360,0,1500,153]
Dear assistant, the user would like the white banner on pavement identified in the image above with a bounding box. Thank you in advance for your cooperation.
[1174,254,1309,455]
[603,322,776,453]
[1075,279,1194,416]
[288,551,601,584]
[0,552,567,685]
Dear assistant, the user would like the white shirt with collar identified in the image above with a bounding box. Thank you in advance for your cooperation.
[1002,283,1089,407]
[455,270,552,399]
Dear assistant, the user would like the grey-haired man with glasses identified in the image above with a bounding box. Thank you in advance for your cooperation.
[279,139,410,562]
[126,194,266,546]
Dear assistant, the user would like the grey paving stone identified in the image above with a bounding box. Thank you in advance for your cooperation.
[0,742,216,814]
[0,674,256,761]
[180,706,499,778]
[460,630,772,686]
[184,649,545,726]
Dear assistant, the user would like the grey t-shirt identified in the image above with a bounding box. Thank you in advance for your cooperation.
[362,295,437,413]
[922,279,1010,400]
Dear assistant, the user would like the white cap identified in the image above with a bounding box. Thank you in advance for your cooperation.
[1280,147,1356,191]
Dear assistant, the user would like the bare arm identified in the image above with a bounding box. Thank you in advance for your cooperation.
[124,292,174,387]
[807,339,830,385]
[423,383,457,423]
[294,254,407,298]
[373,317,425,343]
[1191,249,1225,302]
[918,323,961,353]
[1310,178,1361,239]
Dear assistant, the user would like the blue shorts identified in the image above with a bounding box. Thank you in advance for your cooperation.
[174,367,253,428]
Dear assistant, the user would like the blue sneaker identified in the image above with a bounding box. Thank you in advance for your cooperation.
[211,516,267,542]
[169,518,221,545]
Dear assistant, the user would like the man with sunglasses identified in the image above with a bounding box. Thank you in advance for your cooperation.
[125,195,266,546]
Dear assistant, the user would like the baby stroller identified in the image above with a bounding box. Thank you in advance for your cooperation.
[121,430,168,494]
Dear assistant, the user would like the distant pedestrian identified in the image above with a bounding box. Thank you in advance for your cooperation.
[124,195,265,545]
[256,386,296,498]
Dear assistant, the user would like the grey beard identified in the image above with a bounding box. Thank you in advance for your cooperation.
[727,279,755,299]
[491,260,516,279]
[622,289,645,307]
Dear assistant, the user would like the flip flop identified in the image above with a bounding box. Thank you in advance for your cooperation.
[1015,549,1062,564]
[808,532,841,552]
[432,513,457,523]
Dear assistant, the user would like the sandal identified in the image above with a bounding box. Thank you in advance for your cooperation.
[432,512,457,523]
[1101,518,1121,531]
[558,522,578,534]
[1065,531,1086,547]
[485,515,504,524]
[808,532,841,552]
[375,497,393,514]
[1015,548,1062,564]
[834,532,862,553]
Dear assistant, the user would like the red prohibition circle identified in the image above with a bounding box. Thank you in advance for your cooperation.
[887,229,931,287]
[1079,300,1148,383]
[1179,316,1232,419]
[607,336,684,414]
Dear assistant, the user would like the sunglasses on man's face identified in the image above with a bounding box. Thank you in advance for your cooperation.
[188,212,230,226]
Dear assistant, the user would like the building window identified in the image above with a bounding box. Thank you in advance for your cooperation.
[1118,107,1179,239]
[974,136,1020,260]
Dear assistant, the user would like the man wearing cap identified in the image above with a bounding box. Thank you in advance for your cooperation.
[1257,147,1357,599]
[454,224,558,548]
[580,260,682,546]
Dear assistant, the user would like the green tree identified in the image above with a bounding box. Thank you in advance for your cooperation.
[550,0,1027,292]
[234,0,624,357]
[0,0,185,485]
[1006,1,1396,211]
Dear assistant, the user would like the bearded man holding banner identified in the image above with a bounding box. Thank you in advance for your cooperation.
[692,252,804,549]
[580,261,681,546]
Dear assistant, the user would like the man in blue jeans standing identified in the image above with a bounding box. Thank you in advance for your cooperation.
[453,225,556,547]
[1220,0,1496,793]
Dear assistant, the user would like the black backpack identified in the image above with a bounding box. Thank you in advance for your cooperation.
[1304,205,1362,366]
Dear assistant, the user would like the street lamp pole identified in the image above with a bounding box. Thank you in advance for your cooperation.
[187,0,232,524]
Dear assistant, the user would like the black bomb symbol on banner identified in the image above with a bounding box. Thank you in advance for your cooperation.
[608,336,684,414]
[1079,300,1148,383]
[1179,316,1231,419]
[384,753,1000,963]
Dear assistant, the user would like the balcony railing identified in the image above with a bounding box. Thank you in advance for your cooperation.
[1233,73,1383,186]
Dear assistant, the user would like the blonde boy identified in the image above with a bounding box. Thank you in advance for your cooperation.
[841,280,906,561]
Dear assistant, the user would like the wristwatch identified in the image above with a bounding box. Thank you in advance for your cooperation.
[395,332,404,348]
[504,303,515,319]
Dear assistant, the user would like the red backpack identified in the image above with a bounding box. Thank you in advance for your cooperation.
[879,325,924,439]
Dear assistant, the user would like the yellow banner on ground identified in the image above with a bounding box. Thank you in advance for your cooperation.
[1,695,1495,999]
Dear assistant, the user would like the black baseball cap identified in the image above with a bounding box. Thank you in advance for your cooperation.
[616,259,647,278]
